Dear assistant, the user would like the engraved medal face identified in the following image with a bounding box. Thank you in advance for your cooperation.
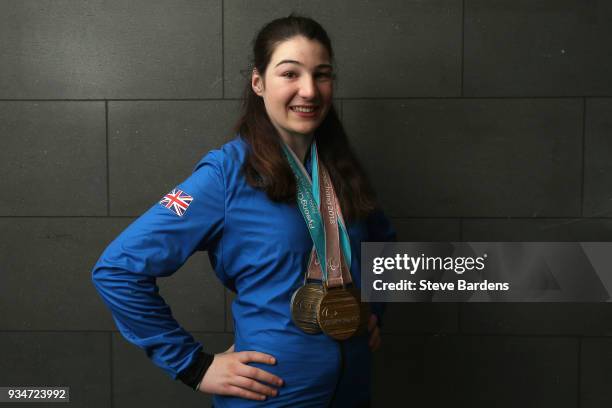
[347,286,371,336]
[291,283,324,334]
[317,288,360,340]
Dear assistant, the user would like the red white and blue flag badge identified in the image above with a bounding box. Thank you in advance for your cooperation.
[159,188,193,217]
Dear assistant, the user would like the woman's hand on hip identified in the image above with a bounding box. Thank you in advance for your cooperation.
[368,314,382,352]
[197,344,284,401]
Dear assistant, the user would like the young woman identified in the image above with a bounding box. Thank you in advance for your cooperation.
[92,15,395,407]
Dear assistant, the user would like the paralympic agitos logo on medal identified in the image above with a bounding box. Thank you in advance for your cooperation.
[372,253,488,275]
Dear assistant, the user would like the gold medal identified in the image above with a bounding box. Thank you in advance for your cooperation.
[317,287,360,341]
[285,142,369,341]
[290,282,324,334]
[347,285,371,336]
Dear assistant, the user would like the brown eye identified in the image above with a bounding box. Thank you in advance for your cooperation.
[282,71,297,78]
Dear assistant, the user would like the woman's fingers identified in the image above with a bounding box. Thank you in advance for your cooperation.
[235,363,284,387]
[237,350,276,365]
[227,353,283,400]
[231,375,279,397]
[199,350,284,400]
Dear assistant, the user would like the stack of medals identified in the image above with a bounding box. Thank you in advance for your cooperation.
[284,141,369,341]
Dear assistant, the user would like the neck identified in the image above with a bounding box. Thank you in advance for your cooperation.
[281,132,313,164]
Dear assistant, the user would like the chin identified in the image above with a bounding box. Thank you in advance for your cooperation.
[291,121,323,134]
[292,128,318,136]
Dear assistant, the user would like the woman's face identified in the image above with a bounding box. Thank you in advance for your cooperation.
[252,36,334,141]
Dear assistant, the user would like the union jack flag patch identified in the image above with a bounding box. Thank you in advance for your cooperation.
[159,188,193,217]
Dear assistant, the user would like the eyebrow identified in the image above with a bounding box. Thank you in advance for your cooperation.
[274,59,333,70]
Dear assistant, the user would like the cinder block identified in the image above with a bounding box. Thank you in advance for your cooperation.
[582,338,612,408]
[113,332,233,408]
[464,1,612,96]
[371,335,426,407]
[373,335,577,407]
[344,98,583,217]
[427,335,576,407]
[0,101,106,216]
[0,218,122,330]
[0,332,111,408]
[0,0,222,99]
[584,98,612,217]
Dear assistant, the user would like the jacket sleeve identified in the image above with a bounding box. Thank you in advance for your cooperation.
[91,150,225,380]
[367,208,397,328]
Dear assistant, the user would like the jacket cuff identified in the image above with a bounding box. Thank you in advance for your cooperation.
[177,351,215,391]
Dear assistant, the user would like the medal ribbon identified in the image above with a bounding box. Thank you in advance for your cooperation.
[281,141,352,285]
[318,161,352,288]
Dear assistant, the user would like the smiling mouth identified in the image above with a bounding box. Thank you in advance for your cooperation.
[289,105,318,113]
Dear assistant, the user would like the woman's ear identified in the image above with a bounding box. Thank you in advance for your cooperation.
[251,68,264,96]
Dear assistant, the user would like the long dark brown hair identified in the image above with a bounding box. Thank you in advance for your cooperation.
[233,14,378,222]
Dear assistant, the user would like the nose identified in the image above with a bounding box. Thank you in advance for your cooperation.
[298,74,318,100]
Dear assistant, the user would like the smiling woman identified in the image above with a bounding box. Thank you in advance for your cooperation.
[91,14,396,408]
[252,36,334,147]
[236,16,379,224]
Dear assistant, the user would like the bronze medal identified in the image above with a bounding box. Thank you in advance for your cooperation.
[285,142,365,341]
[317,287,360,341]
[347,285,371,336]
[290,282,324,334]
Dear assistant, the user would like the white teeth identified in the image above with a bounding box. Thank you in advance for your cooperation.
[291,106,316,113]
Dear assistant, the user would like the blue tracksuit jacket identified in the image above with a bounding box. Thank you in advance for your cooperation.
[91,135,395,407]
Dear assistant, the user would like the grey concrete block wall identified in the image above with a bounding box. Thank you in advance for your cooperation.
[373,335,579,408]
[344,98,583,217]
[113,333,233,408]
[464,0,612,96]
[0,332,111,408]
[0,102,106,216]
[0,0,223,99]
[108,100,240,215]
[1,1,612,407]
